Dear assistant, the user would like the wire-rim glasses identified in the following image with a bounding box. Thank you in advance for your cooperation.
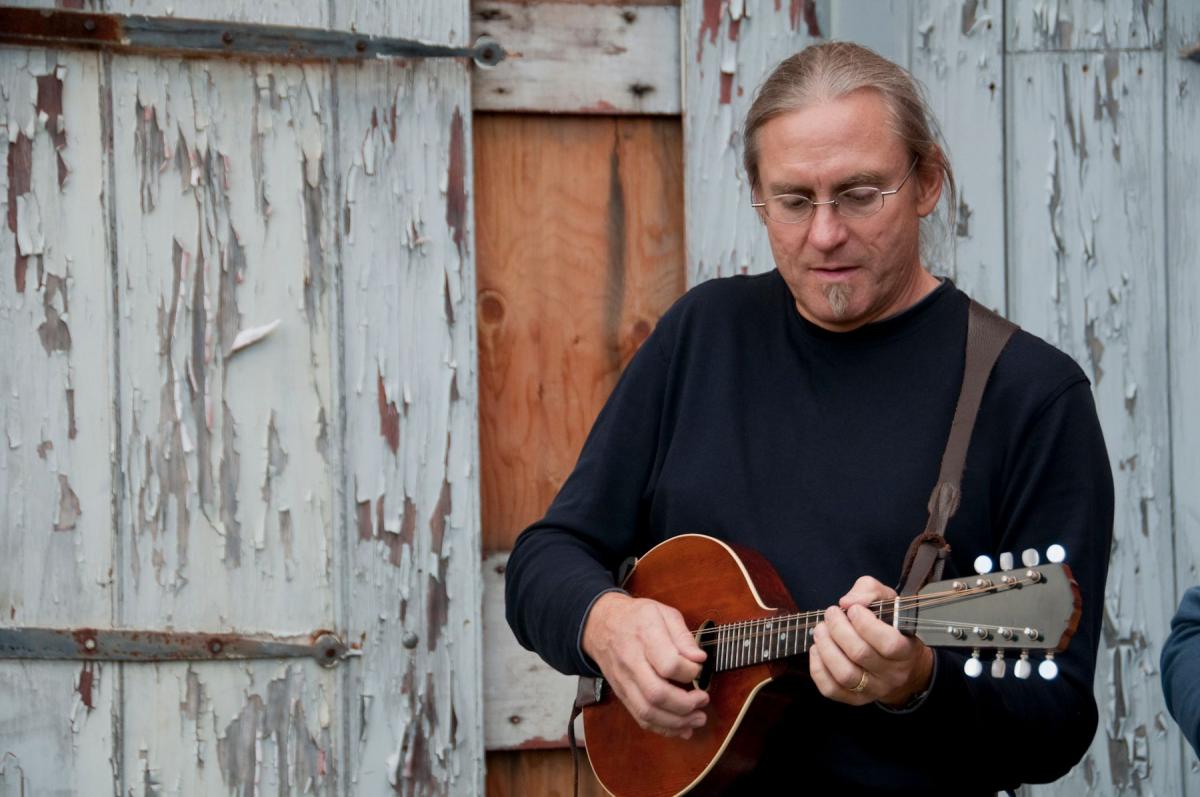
[750,158,920,224]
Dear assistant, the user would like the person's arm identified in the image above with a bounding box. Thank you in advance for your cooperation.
[1162,587,1200,757]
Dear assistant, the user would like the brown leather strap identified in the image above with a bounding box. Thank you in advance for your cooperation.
[899,300,1017,596]
[569,676,601,797]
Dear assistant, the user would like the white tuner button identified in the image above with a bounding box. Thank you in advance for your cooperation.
[974,555,994,575]
[1038,656,1059,681]
[991,651,1007,678]
[999,551,1014,571]
[964,652,983,678]
[1014,652,1032,680]
[1021,548,1041,567]
[1046,544,1066,564]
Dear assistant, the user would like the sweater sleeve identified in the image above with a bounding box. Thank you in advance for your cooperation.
[504,315,675,676]
[1162,587,1200,758]
[892,378,1114,789]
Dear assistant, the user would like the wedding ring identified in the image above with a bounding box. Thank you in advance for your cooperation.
[850,671,869,693]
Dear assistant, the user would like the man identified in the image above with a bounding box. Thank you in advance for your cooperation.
[506,42,1112,793]
[1162,587,1200,758]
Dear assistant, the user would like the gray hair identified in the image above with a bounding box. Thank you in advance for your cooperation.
[742,42,957,262]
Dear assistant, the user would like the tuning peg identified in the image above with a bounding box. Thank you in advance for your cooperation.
[991,651,1006,678]
[1021,548,1040,567]
[999,551,1014,571]
[1046,544,1066,564]
[973,555,994,575]
[964,650,983,678]
[1038,654,1059,681]
[1014,651,1032,680]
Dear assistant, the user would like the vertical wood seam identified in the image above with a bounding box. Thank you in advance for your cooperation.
[1000,0,1011,318]
[324,0,355,786]
[98,43,127,797]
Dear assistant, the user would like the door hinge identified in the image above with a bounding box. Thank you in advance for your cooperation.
[0,626,360,668]
[0,5,505,67]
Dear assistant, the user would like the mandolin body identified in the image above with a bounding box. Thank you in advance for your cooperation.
[581,534,800,797]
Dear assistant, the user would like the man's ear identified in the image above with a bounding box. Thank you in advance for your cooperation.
[915,154,945,218]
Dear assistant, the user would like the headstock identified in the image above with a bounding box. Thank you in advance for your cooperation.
[911,554,1081,681]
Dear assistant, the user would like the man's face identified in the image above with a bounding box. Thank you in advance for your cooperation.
[753,89,942,332]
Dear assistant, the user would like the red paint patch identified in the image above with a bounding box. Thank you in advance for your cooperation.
[720,72,734,105]
[580,100,619,113]
[728,17,741,42]
[376,371,400,454]
[802,0,822,36]
[36,72,68,188]
[697,0,722,62]
[429,479,450,556]
[445,108,466,257]
[77,662,96,710]
[401,495,416,548]
[6,133,32,292]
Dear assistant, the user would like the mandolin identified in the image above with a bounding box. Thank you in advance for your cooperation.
[580,533,1081,797]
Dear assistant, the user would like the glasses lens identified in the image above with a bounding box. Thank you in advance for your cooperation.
[769,195,813,224]
[835,187,884,218]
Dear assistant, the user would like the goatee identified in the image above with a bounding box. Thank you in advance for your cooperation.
[823,284,852,318]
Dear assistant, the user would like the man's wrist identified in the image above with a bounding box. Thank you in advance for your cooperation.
[879,644,935,710]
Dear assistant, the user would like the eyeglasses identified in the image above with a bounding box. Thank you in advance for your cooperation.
[751,158,920,224]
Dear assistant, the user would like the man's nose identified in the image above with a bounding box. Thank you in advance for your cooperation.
[806,203,849,251]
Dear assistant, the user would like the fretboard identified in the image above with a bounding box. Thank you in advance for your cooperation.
[710,603,901,672]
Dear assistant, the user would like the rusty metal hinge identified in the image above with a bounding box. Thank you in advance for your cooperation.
[0,5,505,67]
[0,626,359,668]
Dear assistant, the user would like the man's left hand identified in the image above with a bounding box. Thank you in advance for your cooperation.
[809,575,934,707]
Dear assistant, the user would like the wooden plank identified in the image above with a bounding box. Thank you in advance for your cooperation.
[683,0,824,285]
[1007,50,1175,795]
[487,749,608,797]
[474,113,685,554]
[483,552,579,750]
[337,50,485,796]
[1166,4,1200,790]
[1007,0,1163,53]
[0,46,117,795]
[909,0,1006,310]
[107,56,341,793]
[471,2,681,115]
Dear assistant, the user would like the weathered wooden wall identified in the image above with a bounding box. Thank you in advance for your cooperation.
[1,2,483,795]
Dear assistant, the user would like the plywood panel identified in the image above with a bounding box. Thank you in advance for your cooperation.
[1007,0,1162,53]
[107,55,340,794]
[1166,4,1200,789]
[475,113,685,554]
[683,0,824,285]
[909,0,1006,310]
[1007,50,1175,796]
[0,46,116,795]
[337,51,484,793]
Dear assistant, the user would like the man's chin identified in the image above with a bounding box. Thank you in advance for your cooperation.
[823,284,854,319]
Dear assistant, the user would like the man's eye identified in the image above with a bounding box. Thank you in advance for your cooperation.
[839,187,879,205]
[777,195,811,211]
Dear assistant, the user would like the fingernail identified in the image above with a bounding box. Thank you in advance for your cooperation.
[691,715,706,727]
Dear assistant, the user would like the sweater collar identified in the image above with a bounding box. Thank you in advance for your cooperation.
[779,271,957,345]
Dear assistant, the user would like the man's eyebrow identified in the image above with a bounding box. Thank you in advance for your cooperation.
[765,170,892,196]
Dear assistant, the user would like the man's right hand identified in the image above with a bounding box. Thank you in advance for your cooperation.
[581,592,709,739]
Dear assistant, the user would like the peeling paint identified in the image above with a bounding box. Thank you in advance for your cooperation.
[37,273,72,354]
[75,662,96,711]
[697,0,722,62]
[377,371,400,454]
[445,107,466,257]
[35,71,68,189]
[54,473,81,531]
[6,133,33,291]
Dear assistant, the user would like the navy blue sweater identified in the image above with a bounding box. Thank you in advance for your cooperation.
[506,272,1113,793]
[1163,587,1200,758]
